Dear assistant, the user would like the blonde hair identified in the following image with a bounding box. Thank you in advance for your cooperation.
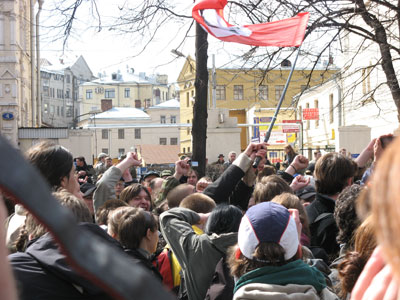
[370,136,400,278]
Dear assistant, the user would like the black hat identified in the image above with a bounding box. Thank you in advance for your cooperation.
[218,154,224,158]
[143,171,160,180]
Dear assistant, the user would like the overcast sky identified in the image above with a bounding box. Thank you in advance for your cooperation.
[38,0,336,85]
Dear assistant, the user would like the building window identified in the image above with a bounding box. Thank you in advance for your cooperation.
[170,138,178,145]
[66,75,71,83]
[275,85,284,101]
[329,94,334,124]
[57,106,60,116]
[44,103,48,114]
[314,99,319,128]
[118,129,125,139]
[61,106,64,116]
[186,120,190,135]
[188,147,191,153]
[186,92,190,107]
[43,86,49,97]
[306,103,310,130]
[50,105,55,114]
[259,85,268,100]
[145,99,151,108]
[171,115,176,124]
[86,89,93,99]
[124,88,130,98]
[65,89,70,99]
[160,138,167,145]
[102,148,108,155]
[135,128,141,139]
[102,129,108,139]
[160,115,166,124]
[135,100,141,108]
[183,148,186,154]
[57,89,64,99]
[66,107,72,117]
[216,85,226,100]
[234,85,244,100]
[105,88,115,98]
[118,148,125,156]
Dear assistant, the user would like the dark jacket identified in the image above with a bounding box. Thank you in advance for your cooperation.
[306,193,339,263]
[9,223,121,300]
[124,248,163,282]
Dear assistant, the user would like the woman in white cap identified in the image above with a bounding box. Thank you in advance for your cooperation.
[229,201,338,300]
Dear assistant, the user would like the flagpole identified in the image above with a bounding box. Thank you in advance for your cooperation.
[253,45,302,168]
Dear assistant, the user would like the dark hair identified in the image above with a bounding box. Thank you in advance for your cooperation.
[108,206,136,237]
[117,209,158,250]
[26,141,73,189]
[314,153,357,195]
[179,193,216,213]
[334,184,363,246]
[253,175,293,204]
[205,204,243,235]
[95,199,128,225]
[120,184,152,208]
[229,242,294,278]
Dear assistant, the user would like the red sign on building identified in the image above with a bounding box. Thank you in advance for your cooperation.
[302,108,319,120]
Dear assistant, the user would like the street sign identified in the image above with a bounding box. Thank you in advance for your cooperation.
[2,112,14,120]
[282,125,300,133]
[303,108,319,120]
[282,119,301,123]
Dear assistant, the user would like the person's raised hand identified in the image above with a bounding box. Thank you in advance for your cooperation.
[125,152,142,167]
[290,175,310,192]
[292,155,309,170]
[174,158,190,179]
[244,142,268,160]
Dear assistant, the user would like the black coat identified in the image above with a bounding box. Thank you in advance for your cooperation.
[9,223,121,300]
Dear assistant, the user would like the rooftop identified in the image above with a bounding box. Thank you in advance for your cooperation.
[90,107,150,120]
[147,99,180,109]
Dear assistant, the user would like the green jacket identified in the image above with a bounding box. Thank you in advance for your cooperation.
[160,208,237,300]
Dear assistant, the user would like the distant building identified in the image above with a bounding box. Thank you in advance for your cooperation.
[0,0,36,145]
[177,56,337,156]
[40,56,95,127]
[78,69,176,122]
[78,99,180,158]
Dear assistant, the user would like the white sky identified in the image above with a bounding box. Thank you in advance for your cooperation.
[38,0,336,85]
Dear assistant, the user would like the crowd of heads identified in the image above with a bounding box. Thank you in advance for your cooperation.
[2,135,400,300]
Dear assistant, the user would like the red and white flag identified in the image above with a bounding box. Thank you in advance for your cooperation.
[192,0,309,47]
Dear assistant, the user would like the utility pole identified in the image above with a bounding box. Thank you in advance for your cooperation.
[192,22,208,178]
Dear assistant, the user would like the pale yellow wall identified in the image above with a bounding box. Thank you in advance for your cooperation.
[177,59,337,153]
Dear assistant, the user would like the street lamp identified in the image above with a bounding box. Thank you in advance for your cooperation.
[73,109,102,129]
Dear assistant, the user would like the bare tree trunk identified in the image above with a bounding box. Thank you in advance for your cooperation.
[192,22,208,178]
[356,0,400,121]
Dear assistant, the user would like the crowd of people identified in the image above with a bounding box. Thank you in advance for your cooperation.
[1,134,400,300]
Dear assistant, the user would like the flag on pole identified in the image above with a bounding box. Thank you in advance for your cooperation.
[192,0,309,47]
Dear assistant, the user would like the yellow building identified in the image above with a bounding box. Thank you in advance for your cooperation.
[0,0,38,145]
[79,70,175,121]
[177,56,337,153]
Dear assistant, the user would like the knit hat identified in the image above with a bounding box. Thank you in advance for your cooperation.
[238,202,299,261]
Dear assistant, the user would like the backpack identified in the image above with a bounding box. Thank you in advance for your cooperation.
[152,248,175,291]
[309,212,336,263]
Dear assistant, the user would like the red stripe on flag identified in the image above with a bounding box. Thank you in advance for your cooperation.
[193,0,309,47]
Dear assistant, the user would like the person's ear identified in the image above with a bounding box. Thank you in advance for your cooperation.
[60,176,68,189]
[347,177,353,187]
[145,228,152,240]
